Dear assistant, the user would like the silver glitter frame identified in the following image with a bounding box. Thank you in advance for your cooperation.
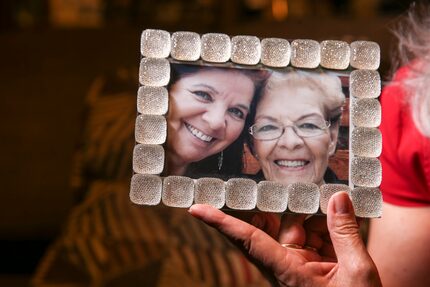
[131,29,383,218]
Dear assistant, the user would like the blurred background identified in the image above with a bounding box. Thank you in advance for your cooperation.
[0,0,415,285]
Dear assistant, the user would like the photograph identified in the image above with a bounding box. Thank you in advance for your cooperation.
[164,62,350,185]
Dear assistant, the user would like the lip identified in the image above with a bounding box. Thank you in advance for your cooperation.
[185,122,215,143]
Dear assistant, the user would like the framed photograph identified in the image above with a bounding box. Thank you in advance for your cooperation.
[130,30,383,217]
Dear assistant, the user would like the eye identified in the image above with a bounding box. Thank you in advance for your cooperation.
[256,124,280,133]
[228,107,245,119]
[192,90,212,102]
[297,122,322,130]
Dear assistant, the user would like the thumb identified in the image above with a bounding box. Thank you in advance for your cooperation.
[327,192,369,265]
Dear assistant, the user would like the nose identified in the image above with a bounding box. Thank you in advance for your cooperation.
[201,105,227,135]
[276,126,304,149]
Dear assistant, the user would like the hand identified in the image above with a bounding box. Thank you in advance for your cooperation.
[189,192,382,287]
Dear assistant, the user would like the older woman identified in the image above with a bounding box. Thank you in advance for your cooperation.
[166,64,267,176]
[247,69,345,185]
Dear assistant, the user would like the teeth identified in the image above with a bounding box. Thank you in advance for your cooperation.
[186,124,213,142]
[276,160,307,167]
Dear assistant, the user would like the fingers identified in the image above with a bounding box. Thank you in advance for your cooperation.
[188,204,288,271]
[251,213,281,239]
[278,213,307,246]
[326,192,374,266]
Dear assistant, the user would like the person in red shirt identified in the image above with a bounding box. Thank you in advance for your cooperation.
[190,4,430,286]
[367,4,430,286]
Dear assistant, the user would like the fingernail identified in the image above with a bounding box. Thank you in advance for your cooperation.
[333,192,351,214]
[188,205,196,215]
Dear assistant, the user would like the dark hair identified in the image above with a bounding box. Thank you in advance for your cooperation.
[168,63,268,178]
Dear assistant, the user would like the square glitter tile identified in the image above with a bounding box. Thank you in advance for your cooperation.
[194,178,225,209]
[225,178,257,210]
[137,86,169,115]
[139,58,170,87]
[290,39,320,69]
[132,144,164,174]
[170,31,201,61]
[350,70,381,99]
[320,40,350,70]
[351,98,381,127]
[162,176,194,208]
[130,174,162,205]
[260,38,291,68]
[201,33,231,63]
[351,157,382,188]
[351,127,382,157]
[350,41,380,70]
[287,182,320,214]
[231,35,261,65]
[351,187,382,218]
[135,115,167,145]
[140,29,171,58]
[256,181,288,212]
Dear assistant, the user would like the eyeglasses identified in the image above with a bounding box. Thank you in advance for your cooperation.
[249,117,331,140]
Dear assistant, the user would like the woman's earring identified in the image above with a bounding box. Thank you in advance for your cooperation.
[218,151,223,171]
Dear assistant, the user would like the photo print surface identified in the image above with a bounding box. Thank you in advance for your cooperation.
[131,30,382,217]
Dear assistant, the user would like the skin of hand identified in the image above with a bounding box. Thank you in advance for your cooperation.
[189,192,382,287]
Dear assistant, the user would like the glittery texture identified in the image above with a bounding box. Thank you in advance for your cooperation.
[140,29,171,58]
[351,157,382,187]
[256,181,288,212]
[290,39,320,69]
[260,38,291,67]
[351,98,381,127]
[162,176,194,208]
[194,178,225,208]
[350,41,380,70]
[319,184,351,214]
[350,70,381,99]
[135,114,167,144]
[351,127,382,157]
[351,187,382,218]
[320,40,350,70]
[137,86,168,115]
[201,33,231,63]
[132,144,164,174]
[287,183,320,214]
[139,58,170,87]
[130,174,162,205]
[170,31,201,61]
[231,35,261,65]
[225,178,257,210]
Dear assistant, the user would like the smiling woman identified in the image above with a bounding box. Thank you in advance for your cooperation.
[165,63,268,177]
[247,68,346,185]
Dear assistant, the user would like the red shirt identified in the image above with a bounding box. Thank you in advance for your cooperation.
[380,66,430,206]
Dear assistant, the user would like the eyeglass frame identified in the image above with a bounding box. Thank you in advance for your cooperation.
[248,118,332,141]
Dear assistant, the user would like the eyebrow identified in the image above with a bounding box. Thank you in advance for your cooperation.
[191,83,218,94]
[256,113,324,122]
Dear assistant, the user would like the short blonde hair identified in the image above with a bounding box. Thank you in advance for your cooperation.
[263,68,345,120]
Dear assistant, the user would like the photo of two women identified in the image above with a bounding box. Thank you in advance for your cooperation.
[165,63,349,186]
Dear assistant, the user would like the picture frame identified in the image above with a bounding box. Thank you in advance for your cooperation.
[130,29,382,218]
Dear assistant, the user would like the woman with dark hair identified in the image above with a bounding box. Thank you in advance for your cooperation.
[166,63,267,177]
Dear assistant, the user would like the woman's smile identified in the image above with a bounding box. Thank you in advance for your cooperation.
[275,159,309,168]
[185,122,215,143]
